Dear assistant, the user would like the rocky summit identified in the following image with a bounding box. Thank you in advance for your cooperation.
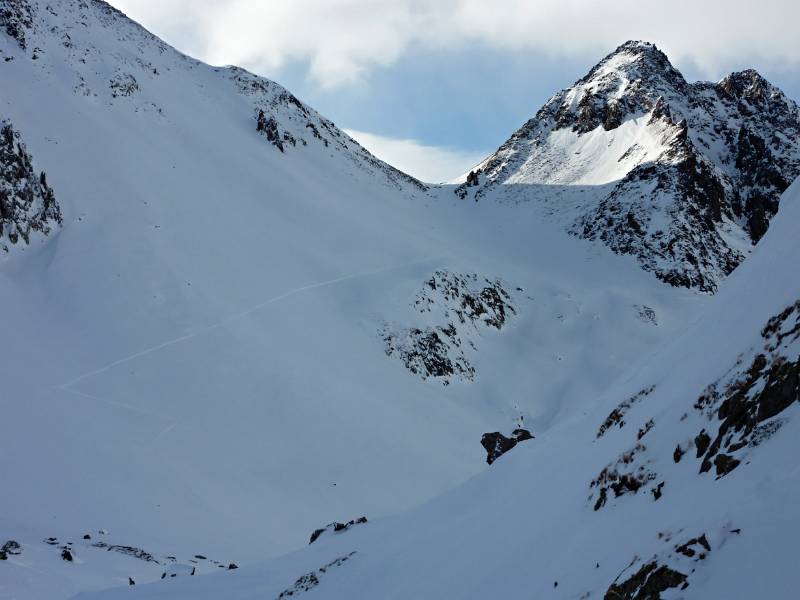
[458,41,800,292]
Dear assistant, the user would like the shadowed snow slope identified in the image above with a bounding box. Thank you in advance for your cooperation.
[3,3,790,599]
[82,173,800,600]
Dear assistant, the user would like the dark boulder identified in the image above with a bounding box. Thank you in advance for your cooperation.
[605,561,687,599]
[481,428,533,465]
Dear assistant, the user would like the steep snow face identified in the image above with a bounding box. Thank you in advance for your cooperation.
[98,179,800,600]
[458,41,800,292]
[0,5,710,599]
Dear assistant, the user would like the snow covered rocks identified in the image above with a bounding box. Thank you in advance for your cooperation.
[256,109,287,151]
[596,386,656,438]
[590,296,800,511]
[276,552,357,600]
[693,299,800,478]
[108,71,138,98]
[460,41,800,292]
[382,271,520,383]
[0,120,61,252]
[603,527,735,599]
[0,540,21,560]
[308,517,367,545]
[0,0,34,50]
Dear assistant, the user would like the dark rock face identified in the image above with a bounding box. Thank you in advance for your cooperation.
[309,516,367,545]
[575,111,739,292]
[0,121,62,252]
[591,443,658,510]
[276,552,356,599]
[597,386,655,438]
[650,481,664,500]
[91,542,158,563]
[694,430,711,458]
[256,109,285,152]
[468,41,800,292]
[675,534,711,559]
[480,429,533,465]
[634,305,658,326]
[383,326,473,382]
[415,271,516,329]
[382,271,519,384]
[694,299,800,477]
[237,75,426,191]
[604,533,718,599]
[637,418,655,440]
[605,561,687,599]
[455,169,481,199]
[0,0,34,50]
[589,300,799,518]
[0,540,21,560]
[109,72,139,98]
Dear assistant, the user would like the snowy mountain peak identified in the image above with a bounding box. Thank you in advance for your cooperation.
[588,40,682,84]
[551,40,688,133]
[458,42,800,292]
[0,0,425,194]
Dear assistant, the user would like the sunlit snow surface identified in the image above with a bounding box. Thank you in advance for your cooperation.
[5,2,788,598]
[77,171,800,600]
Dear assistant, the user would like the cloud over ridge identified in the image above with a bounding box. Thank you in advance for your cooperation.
[112,0,800,88]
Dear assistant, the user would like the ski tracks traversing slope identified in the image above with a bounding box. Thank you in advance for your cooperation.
[58,254,449,391]
[50,253,452,461]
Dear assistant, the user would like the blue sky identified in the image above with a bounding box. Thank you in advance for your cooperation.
[110,0,800,182]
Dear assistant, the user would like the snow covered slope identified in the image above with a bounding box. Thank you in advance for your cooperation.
[4,4,799,598]
[458,41,800,292]
[0,4,719,598]
[90,171,800,600]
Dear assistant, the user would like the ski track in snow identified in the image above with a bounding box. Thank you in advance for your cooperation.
[58,254,448,391]
[53,386,180,451]
[56,385,173,423]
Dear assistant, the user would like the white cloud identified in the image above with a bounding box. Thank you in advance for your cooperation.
[110,0,800,88]
[344,129,487,183]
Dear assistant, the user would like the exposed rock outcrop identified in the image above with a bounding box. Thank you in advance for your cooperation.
[0,120,62,252]
[605,561,687,599]
[276,552,357,600]
[0,0,34,50]
[694,299,800,477]
[480,428,533,464]
[382,271,520,384]
[309,517,368,545]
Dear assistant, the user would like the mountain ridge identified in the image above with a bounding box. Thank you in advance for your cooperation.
[1,4,798,599]
[458,39,800,292]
